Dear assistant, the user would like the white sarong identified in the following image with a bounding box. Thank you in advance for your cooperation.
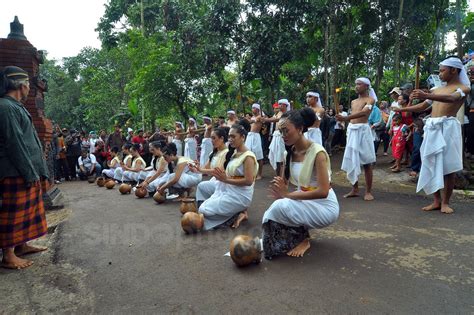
[173,139,183,156]
[196,177,217,202]
[122,170,141,182]
[262,189,339,229]
[199,138,213,167]
[417,117,462,195]
[146,170,170,192]
[102,168,117,178]
[245,131,264,160]
[341,123,376,185]
[113,167,125,181]
[304,127,323,145]
[269,130,285,170]
[184,137,197,161]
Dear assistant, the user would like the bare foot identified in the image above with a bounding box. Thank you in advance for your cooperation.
[255,176,262,180]
[422,203,441,211]
[343,190,359,198]
[231,211,248,229]
[1,255,34,269]
[391,168,401,173]
[390,164,397,169]
[15,244,48,257]
[441,205,454,214]
[364,193,374,201]
[409,171,417,177]
[287,239,311,257]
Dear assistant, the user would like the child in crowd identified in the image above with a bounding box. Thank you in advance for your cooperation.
[390,114,411,173]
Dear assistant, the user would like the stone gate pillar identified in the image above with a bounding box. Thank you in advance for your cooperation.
[0,16,62,209]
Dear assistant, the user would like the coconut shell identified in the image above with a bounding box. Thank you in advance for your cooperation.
[153,192,166,204]
[180,198,197,214]
[87,176,96,183]
[135,187,147,198]
[96,177,106,187]
[105,180,116,189]
[119,183,132,194]
[181,212,204,234]
[229,235,262,267]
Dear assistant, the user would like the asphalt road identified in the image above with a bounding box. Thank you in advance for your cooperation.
[1,164,473,313]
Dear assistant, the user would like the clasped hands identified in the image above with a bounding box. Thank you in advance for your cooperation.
[269,176,288,199]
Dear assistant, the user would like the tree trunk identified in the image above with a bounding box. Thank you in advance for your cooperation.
[456,0,463,58]
[394,0,405,85]
[324,23,330,108]
[329,6,337,108]
[140,0,145,36]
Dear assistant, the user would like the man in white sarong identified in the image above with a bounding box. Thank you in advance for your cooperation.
[336,77,376,201]
[395,57,470,214]
[304,91,324,145]
[245,103,264,179]
[264,99,290,176]
[199,115,214,168]
[173,121,185,156]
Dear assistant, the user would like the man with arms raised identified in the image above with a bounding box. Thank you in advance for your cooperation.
[336,78,376,201]
[395,57,470,214]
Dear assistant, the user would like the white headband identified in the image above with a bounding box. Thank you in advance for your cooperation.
[203,116,211,121]
[355,77,378,102]
[175,121,184,128]
[439,57,470,87]
[278,98,291,110]
[227,110,236,115]
[306,91,323,108]
[252,103,261,111]
[189,118,196,125]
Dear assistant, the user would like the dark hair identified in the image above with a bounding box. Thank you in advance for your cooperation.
[131,143,140,152]
[150,140,166,150]
[224,119,251,168]
[123,143,132,151]
[0,68,28,97]
[218,116,225,120]
[393,113,402,121]
[163,142,177,173]
[282,108,316,180]
[111,146,119,153]
[400,94,409,103]
[208,127,228,163]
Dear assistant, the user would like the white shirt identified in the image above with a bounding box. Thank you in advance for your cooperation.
[78,154,97,169]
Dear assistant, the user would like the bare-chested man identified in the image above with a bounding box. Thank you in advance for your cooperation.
[395,57,470,214]
[245,103,264,179]
[173,121,185,156]
[305,91,325,145]
[184,117,199,161]
[264,99,290,176]
[200,115,214,167]
[226,110,238,127]
[336,78,376,201]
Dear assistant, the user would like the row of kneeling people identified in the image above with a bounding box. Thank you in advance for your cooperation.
[102,110,339,260]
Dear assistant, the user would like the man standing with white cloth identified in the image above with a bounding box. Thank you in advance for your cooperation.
[395,57,470,214]
[264,99,290,176]
[304,91,324,145]
[336,78,376,201]
[199,115,214,168]
[245,103,264,179]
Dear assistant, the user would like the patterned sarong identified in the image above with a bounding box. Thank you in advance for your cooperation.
[262,220,309,260]
[0,177,47,248]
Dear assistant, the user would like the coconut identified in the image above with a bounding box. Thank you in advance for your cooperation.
[135,187,147,198]
[180,198,197,214]
[96,177,106,187]
[181,212,204,234]
[153,191,166,204]
[87,176,96,183]
[229,235,262,267]
[105,180,116,189]
[119,183,132,194]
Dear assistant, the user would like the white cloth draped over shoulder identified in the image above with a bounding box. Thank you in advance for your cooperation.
[199,151,258,230]
[102,156,121,178]
[304,127,323,145]
[196,148,229,202]
[245,131,264,160]
[417,117,463,195]
[341,123,376,185]
[269,130,285,170]
[262,143,339,229]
